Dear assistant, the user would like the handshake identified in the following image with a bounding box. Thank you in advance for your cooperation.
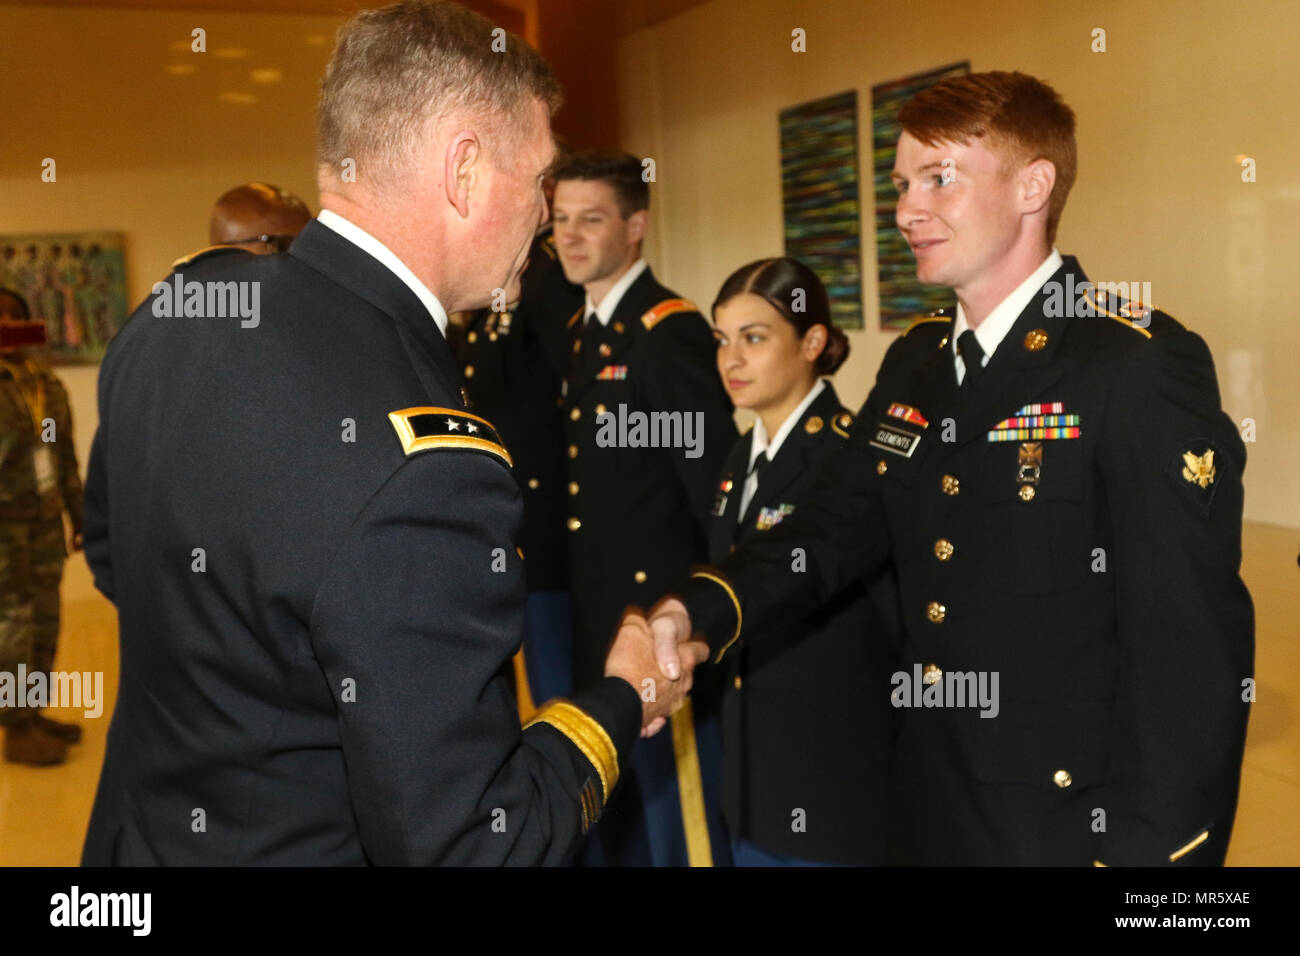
[603,598,705,737]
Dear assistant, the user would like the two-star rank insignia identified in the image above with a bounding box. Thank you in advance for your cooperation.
[388,406,512,468]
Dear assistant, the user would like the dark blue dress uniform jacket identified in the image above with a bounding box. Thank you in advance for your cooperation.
[563,266,735,688]
[681,256,1254,866]
[706,382,898,864]
[80,221,641,865]
[458,225,582,591]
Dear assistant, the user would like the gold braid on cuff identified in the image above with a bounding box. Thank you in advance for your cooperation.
[691,570,742,663]
[524,700,619,802]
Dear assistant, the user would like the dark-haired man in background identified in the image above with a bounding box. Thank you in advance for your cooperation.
[553,150,735,865]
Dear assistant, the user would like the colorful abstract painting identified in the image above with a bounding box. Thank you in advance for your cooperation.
[872,61,969,330]
[0,231,129,364]
[780,90,863,330]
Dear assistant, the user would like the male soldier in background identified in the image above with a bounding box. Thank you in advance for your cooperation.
[458,172,583,706]
[647,71,1254,866]
[553,151,735,865]
[208,182,312,254]
[0,288,84,765]
[80,1,702,866]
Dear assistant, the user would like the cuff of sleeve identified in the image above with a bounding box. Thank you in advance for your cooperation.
[681,567,742,663]
[527,678,641,804]
[1098,825,1214,866]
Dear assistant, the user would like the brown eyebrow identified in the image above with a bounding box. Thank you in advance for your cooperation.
[713,321,772,339]
[892,160,952,181]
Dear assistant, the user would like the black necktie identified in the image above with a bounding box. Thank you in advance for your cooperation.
[573,313,600,377]
[739,451,768,524]
[958,329,985,390]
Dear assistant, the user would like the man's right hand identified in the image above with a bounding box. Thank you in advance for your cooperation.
[605,609,707,737]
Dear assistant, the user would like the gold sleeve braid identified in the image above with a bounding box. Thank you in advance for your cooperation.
[690,570,743,664]
[524,700,619,802]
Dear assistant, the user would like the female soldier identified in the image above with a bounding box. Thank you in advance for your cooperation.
[708,257,897,865]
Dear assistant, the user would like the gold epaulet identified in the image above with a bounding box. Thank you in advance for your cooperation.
[1082,288,1154,340]
[901,313,951,336]
[540,234,558,259]
[566,306,584,329]
[831,410,854,438]
[387,406,512,468]
[641,297,698,331]
[170,244,249,270]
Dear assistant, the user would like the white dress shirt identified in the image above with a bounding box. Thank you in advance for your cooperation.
[737,378,827,520]
[316,209,449,338]
[952,248,1063,384]
[584,258,649,326]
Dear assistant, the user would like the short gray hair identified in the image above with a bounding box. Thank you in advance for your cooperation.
[317,0,562,188]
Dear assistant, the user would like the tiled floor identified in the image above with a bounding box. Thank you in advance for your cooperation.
[1,521,1296,866]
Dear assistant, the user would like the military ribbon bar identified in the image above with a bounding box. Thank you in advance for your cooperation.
[992,414,1081,430]
[887,403,929,428]
[988,426,1081,442]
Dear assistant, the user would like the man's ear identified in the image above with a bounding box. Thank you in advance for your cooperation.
[445,130,481,219]
[626,208,649,246]
[1019,158,1056,218]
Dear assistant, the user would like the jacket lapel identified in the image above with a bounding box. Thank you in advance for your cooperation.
[568,267,659,401]
[736,384,842,544]
[949,258,1081,451]
[289,220,467,407]
[708,433,751,564]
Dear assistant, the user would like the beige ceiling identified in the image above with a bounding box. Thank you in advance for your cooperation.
[0,0,713,180]
[9,0,716,34]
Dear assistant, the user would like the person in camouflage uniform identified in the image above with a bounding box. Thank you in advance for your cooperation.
[0,288,84,765]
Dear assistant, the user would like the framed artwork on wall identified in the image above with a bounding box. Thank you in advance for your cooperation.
[780,89,864,330]
[0,231,129,364]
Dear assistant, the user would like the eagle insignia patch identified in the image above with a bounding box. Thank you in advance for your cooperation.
[1170,440,1223,514]
[1182,449,1216,488]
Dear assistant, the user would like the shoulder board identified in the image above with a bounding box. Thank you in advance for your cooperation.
[830,410,854,438]
[641,297,699,331]
[1082,289,1154,340]
[388,406,513,468]
[170,244,250,270]
[901,313,951,336]
[567,306,584,329]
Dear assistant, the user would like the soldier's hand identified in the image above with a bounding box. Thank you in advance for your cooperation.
[647,596,695,681]
[605,610,707,737]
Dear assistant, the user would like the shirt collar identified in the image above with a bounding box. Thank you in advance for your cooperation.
[748,378,827,470]
[316,209,448,338]
[952,248,1062,369]
[585,258,648,326]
